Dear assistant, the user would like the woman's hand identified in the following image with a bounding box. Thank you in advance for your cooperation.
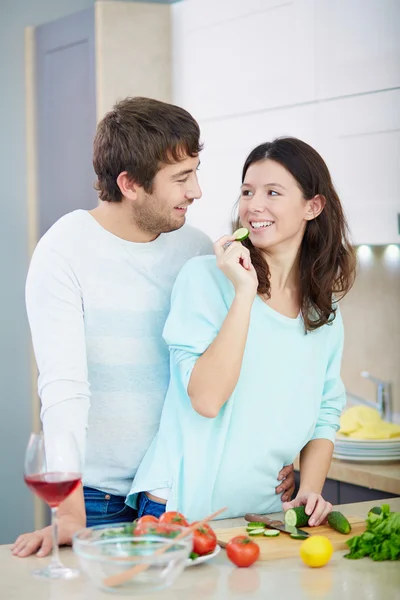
[282,491,332,527]
[214,236,258,298]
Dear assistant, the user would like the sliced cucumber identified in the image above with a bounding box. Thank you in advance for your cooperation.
[263,529,280,537]
[284,506,309,528]
[290,533,308,540]
[246,522,266,530]
[233,227,249,242]
[247,528,265,536]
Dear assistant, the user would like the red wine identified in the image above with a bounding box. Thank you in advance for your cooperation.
[24,472,81,507]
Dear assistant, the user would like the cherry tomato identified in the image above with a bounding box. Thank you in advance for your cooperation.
[158,511,189,527]
[136,515,159,525]
[226,536,260,568]
[191,522,217,556]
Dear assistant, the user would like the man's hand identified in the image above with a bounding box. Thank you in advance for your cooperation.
[282,491,332,527]
[11,484,85,557]
[11,518,84,557]
[275,464,295,502]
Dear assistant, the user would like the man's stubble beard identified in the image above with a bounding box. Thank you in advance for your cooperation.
[131,192,185,235]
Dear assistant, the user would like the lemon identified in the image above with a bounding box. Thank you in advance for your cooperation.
[300,536,333,568]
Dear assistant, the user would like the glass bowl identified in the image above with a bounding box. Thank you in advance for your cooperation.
[73,521,193,595]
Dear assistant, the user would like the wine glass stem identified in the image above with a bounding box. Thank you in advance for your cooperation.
[50,507,62,568]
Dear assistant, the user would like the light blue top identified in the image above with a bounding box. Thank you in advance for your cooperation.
[127,256,346,520]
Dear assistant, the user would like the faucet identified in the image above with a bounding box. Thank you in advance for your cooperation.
[347,371,392,422]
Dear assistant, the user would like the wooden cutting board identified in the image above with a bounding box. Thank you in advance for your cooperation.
[215,516,366,560]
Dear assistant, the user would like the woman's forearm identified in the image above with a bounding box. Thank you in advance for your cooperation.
[298,439,334,494]
[188,292,254,418]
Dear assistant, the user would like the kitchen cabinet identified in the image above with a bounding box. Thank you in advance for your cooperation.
[339,481,398,505]
[28,1,171,239]
[34,8,97,238]
[315,0,400,99]
[316,89,400,245]
[173,0,316,121]
[173,0,400,247]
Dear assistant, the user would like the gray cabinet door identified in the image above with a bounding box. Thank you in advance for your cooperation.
[35,8,97,237]
[339,482,398,505]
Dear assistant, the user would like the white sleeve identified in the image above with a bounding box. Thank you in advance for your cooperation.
[25,242,90,466]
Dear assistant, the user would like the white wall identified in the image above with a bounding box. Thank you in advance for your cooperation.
[172,0,400,244]
[0,0,95,545]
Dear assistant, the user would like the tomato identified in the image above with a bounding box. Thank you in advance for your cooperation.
[136,515,159,525]
[158,511,189,527]
[133,516,158,536]
[191,522,217,556]
[226,536,260,568]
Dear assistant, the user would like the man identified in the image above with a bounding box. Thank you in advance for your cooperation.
[12,97,294,557]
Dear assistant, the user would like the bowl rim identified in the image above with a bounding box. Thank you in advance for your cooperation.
[72,522,193,564]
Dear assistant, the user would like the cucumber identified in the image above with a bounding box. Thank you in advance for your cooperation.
[247,528,265,536]
[327,511,352,535]
[246,522,266,530]
[233,227,249,242]
[284,506,309,528]
[263,529,280,537]
[290,533,308,540]
[368,506,382,516]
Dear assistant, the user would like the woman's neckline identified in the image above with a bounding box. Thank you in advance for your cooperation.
[255,294,302,324]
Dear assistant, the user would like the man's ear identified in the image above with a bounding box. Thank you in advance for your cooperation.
[305,194,325,220]
[116,171,140,201]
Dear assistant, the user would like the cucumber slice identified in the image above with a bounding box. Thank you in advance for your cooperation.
[290,533,308,540]
[247,528,265,536]
[233,227,249,241]
[284,506,309,528]
[263,529,280,537]
[246,522,266,530]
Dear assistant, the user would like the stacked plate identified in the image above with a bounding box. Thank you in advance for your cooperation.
[333,435,400,463]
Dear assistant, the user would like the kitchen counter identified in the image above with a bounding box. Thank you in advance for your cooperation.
[1,498,399,600]
[294,457,400,495]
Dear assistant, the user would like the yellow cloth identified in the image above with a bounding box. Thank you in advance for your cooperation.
[338,406,400,439]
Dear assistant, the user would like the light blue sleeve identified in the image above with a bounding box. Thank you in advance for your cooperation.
[163,257,231,390]
[311,308,346,443]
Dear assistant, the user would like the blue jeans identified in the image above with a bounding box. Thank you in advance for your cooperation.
[84,486,137,527]
[137,492,167,519]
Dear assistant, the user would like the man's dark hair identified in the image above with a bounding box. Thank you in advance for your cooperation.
[93,97,202,201]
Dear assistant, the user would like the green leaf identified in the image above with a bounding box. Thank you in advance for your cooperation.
[344,506,400,561]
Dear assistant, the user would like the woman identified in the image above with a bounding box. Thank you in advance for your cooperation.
[127,137,356,525]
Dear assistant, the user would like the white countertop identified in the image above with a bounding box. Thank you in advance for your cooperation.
[1,498,399,600]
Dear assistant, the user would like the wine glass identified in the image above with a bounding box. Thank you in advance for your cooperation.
[24,431,82,579]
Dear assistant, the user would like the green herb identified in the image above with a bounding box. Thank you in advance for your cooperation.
[190,552,200,560]
[344,504,400,561]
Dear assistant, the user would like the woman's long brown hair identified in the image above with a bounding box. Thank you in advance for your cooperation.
[234,137,356,332]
